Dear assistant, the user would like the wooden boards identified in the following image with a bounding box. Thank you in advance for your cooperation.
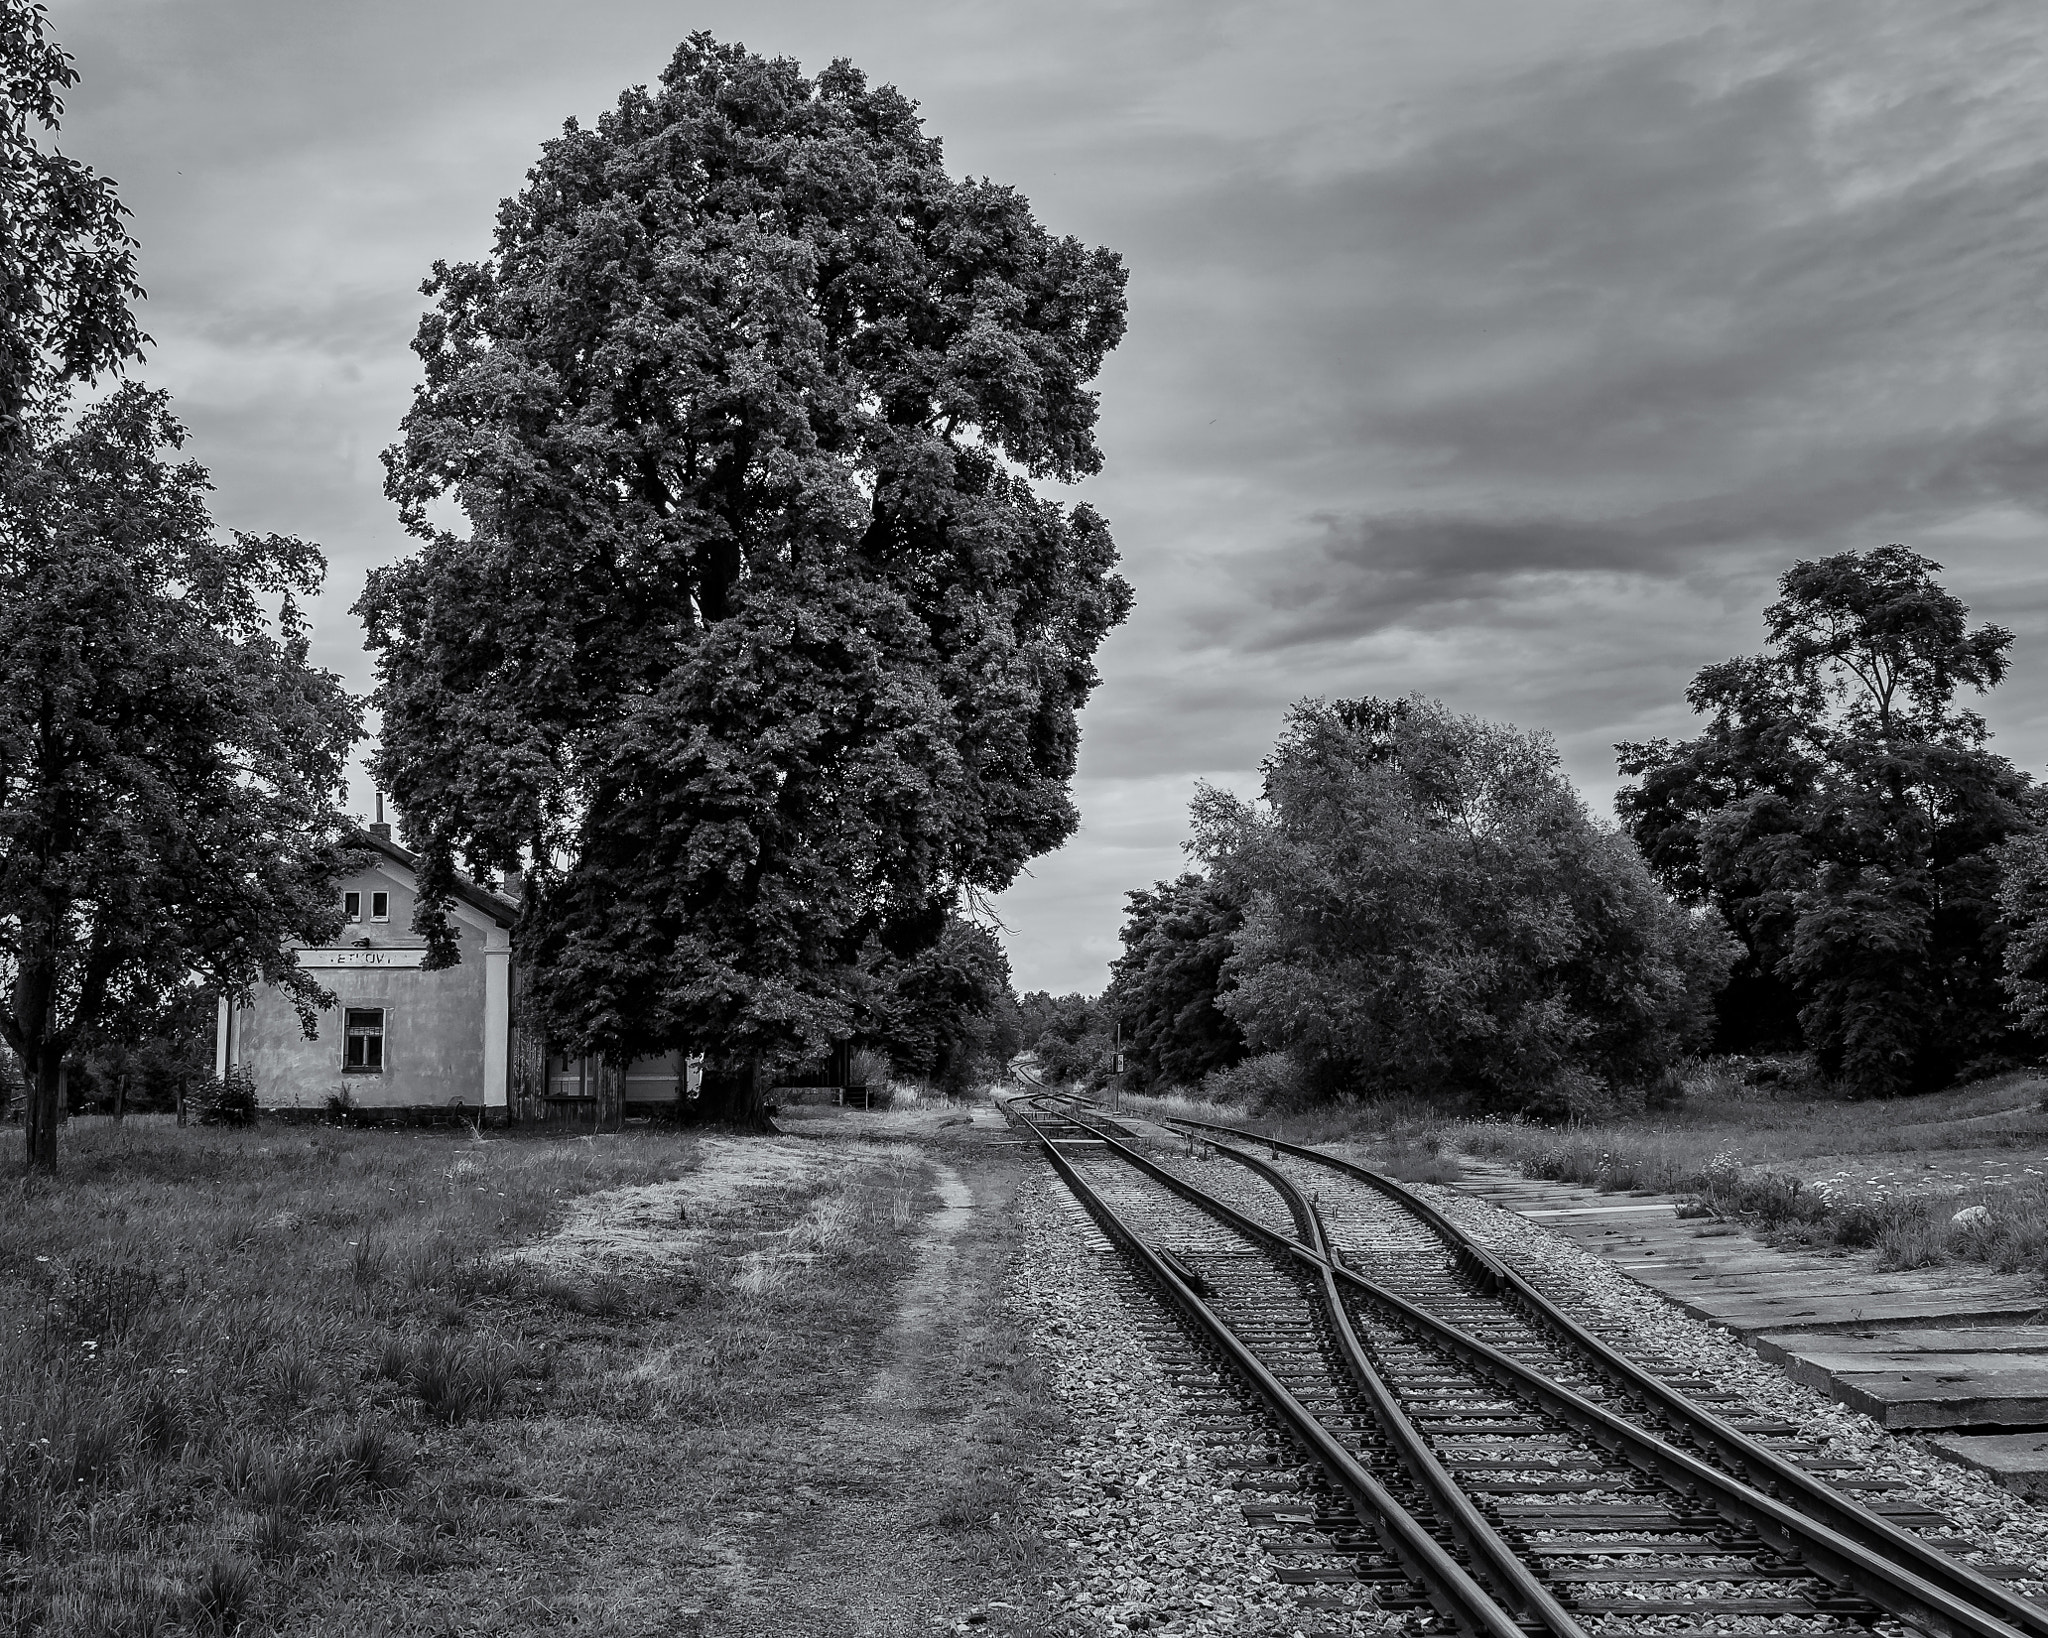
[1449,1160,2048,1493]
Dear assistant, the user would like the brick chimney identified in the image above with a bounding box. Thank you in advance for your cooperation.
[369,790,391,842]
[502,866,524,902]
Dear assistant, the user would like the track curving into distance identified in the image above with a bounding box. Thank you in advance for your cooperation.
[1010,1083,2048,1638]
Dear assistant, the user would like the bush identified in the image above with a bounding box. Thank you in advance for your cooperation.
[1200,1052,1313,1113]
[846,1048,892,1092]
[1194,696,1734,1116]
[192,1066,258,1127]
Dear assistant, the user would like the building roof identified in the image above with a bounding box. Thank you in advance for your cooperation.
[348,827,522,930]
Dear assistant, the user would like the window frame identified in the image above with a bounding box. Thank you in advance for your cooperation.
[342,1007,387,1074]
[370,891,389,923]
[344,891,361,923]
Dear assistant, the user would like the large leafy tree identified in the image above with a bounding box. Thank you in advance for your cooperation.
[1197,696,1730,1115]
[359,36,1129,1123]
[1618,546,2030,1094]
[1103,873,1244,1090]
[0,387,363,1171]
[0,0,145,447]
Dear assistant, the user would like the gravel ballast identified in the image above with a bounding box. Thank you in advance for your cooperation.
[1009,1169,1399,1638]
[1418,1176,2048,1596]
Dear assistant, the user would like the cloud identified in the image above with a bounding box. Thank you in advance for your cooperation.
[45,0,2048,993]
[991,4,2048,987]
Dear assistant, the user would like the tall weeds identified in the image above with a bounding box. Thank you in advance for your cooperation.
[0,1117,701,1632]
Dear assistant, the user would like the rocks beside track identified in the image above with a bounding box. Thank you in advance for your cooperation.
[1418,1179,2048,1594]
[1011,1171,1398,1637]
[1448,1158,2048,1493]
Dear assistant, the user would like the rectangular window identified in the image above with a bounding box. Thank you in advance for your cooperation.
[344,891,361,923]
[343,1008,385,1072]
[370,891,389,922]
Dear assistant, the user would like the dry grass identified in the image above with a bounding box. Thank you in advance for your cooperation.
[1443,1069,2048,1277]
[0,1116,958,1635]
[1124,1066,2048,1279]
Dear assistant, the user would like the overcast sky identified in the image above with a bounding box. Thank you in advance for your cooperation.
[50,0,2048,993]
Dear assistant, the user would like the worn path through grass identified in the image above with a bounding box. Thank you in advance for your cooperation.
[1,1110,1075,1637]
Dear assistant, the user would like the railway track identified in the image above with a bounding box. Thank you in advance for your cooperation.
[1005,1085,2048,1638]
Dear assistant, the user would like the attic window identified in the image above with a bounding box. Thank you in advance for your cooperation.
[344,891,361,923]
[371,892,389,922]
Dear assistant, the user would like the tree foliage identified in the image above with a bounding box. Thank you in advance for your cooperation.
[0,386,362,1169]
[1016,990,1110,1087]
[1197,696,1730,1115]
[1996,830,2048,1041]
[359,36,1129,1117]
[864,915,1012,1093]
[1618,547,2031,1095]
[1103,872,1244,1090]
[0,1,145,446]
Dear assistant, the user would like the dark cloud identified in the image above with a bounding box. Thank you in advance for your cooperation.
[46,0,2048,992]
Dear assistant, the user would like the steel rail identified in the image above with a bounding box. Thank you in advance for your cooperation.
[1003,1097,1529,1638]
[1271,1145,1588,1636]
[1045,1083,1588,1634]
[1049,1100,2035,1638]
[1161,1110,2048,1638]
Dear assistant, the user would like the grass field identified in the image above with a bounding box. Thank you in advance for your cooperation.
[1,1112,1070,1637]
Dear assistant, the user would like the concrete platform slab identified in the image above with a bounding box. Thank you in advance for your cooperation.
[1672,1293,2046,1337]
[1755,1327,2048,1365]
[1926,1431,2048,1497]
[1810,1365,2048,1429]
[1447,1155,2048,1483]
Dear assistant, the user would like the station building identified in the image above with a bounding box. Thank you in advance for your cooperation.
[216,825,696,1125]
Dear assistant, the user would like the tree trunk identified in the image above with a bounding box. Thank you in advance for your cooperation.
[174,1081,186,1128]
[594,1055,624,1135]
[113,1069,127,1125]
[24,1047,60,1175]
[692,1055,779,1132]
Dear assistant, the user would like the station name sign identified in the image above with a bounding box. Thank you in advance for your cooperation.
[295,947,429,970]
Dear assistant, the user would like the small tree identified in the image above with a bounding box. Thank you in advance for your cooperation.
[0,387,362,1171]
[1198,696,1731,1115]
[864,917,1011,1095]
[1618,547,2031,1093]
[1104,873,1244,1091]
[70,978,216,1119]
[361,37,1130,1124]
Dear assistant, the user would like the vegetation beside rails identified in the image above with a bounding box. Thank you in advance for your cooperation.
[0,1116,963,1635]
[1455,1116,2048,1277]
[1118,1067,2048,1279]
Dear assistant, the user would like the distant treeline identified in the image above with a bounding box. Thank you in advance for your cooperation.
[1020,547,2048,1110]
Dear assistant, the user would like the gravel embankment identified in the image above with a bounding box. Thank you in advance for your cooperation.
[1009,1170,1399,1638]
[1419,1179,2048,1592]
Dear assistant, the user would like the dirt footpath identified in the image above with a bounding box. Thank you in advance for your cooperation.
[262,1109,1081,1638]
[693,1112,1069,1636]
[598,1105,1073,1629]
